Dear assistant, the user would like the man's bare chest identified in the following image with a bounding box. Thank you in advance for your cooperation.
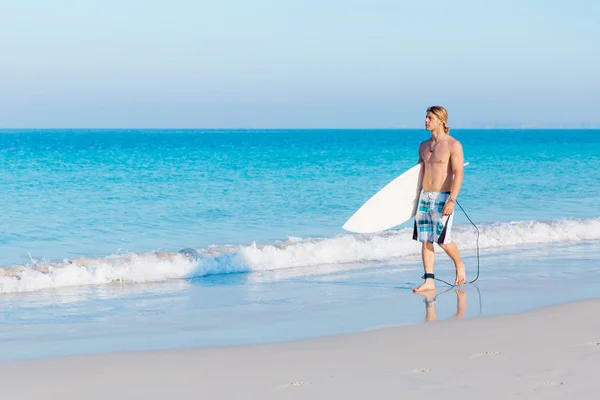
[421,146,451,165]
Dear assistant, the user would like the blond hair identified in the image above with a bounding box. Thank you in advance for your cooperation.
[427,106,450,134]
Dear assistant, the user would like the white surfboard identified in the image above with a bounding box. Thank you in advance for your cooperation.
[342,162,468,234]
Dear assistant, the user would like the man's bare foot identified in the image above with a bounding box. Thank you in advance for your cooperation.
[413,279,435,293]
[454,263,466,286]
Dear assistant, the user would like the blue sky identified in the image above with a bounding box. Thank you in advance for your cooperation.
[0,0,598,128]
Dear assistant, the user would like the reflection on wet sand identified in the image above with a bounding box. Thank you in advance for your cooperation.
[417,289,468,322]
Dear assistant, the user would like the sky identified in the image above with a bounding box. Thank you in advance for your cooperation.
[0,0,598,128]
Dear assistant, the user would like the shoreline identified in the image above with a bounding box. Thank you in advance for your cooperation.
[2,298,599,399]
[3,244,600,363]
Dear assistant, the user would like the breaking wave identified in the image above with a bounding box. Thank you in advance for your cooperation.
[1,218,599,294]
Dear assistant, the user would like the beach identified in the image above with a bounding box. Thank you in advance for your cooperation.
[0,129,599,397]
[2,299,599,399]
[3,0,599,396]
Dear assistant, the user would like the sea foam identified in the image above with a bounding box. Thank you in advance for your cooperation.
[1,218,598,294]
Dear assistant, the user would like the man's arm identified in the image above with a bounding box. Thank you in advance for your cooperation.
[448,140,464,201]
[417,142,424,164]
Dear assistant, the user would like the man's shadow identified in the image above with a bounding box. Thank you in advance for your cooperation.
[417,288,468,322]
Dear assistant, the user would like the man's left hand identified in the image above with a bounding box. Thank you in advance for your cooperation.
[442,201,455,216]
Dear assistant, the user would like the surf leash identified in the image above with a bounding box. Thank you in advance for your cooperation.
[431,200,481,287]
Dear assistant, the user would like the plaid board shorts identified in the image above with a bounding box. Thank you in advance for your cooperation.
[412,189,454,244]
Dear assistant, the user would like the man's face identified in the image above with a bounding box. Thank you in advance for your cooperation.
[425,112,441,132]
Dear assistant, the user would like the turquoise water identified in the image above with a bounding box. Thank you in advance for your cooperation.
[1,129,598,266]
[1,129,599,360]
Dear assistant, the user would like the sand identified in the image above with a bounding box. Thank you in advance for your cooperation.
[1,298,599,399]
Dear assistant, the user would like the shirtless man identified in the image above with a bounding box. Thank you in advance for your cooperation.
[412,106,466,293]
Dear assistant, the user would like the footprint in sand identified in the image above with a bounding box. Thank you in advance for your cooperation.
[583,342,600,358]
[391,367,431,376]
[273,380,312,391]
[288,380,311,386]
[524,381,564,393]
[469,351,502,359]
[409,368,431,373]
[568,341,600,350]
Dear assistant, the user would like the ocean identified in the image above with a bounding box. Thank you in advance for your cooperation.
[1,129,599,360]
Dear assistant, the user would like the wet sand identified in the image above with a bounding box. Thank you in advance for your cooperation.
[1,298,599,399]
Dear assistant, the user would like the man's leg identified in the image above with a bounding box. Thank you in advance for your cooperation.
[413,241,435,292]
[438,241,466,285]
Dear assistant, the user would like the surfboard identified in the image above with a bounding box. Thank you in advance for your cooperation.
[342,162,469,234]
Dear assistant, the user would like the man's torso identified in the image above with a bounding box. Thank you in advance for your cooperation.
[419,138,455,192]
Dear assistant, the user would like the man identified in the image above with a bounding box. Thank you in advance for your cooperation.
[412,106,466,293]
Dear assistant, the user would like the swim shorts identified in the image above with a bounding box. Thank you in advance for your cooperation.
[412,189,454,244]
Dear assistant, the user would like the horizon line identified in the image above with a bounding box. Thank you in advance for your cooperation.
[1,127,599,131]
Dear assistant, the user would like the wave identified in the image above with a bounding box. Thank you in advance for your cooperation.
[1,218,599,294]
